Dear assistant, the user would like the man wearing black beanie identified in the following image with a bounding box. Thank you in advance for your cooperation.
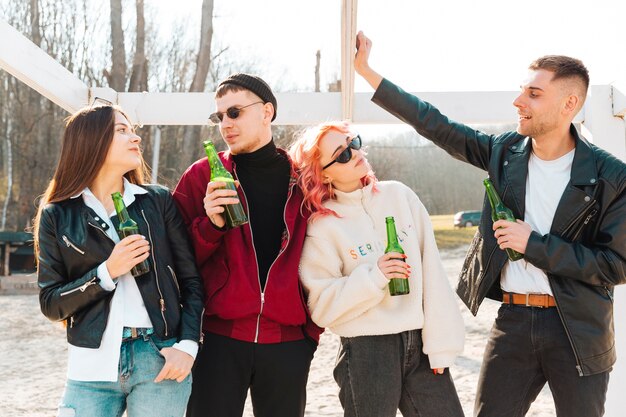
[173,73,323,417]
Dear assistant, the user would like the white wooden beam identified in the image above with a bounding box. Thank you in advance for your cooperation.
[0,18,88,113]
[94,90,583,126]
[340,0,358,121]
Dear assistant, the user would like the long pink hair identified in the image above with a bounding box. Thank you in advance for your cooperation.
[289,121,376,222]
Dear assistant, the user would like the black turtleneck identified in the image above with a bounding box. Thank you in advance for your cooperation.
[232,140,291,289]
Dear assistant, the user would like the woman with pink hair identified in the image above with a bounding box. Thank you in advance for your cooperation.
[290,121,465,417]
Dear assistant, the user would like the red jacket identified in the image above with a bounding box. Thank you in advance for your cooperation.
[173,148,323,344]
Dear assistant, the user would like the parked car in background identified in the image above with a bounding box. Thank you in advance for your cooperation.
[454,210,481,228]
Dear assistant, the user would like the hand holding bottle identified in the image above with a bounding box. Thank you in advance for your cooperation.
[105,235,150,278]
[493,219,532,254]
[377,252,410,280]
[203,181,242,228]
[203,141,249,229]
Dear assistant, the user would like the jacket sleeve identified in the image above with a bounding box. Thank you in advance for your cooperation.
[161,190,205,343]
[37,208,113,322]
[407,189,465,368]
[173,162,227,267]
[524,187,626,287]
[372,78,494,171]
[299,234,390,329]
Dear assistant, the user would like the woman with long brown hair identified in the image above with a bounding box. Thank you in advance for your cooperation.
[34,103,204,417]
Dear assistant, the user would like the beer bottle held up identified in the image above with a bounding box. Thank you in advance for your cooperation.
[483,178,524,261]
[203,140,249,229]
[384,216,410,296]
[111,192,151,277]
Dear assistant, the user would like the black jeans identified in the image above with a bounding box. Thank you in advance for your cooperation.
[334,330,464,417]
[186,332,315,417]
[475,304,610,417]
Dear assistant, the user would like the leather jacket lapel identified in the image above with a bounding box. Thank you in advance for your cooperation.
[503,137,531,218]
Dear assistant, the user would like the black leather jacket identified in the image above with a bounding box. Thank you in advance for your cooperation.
[38,184,205,348]
[373,78,626,376]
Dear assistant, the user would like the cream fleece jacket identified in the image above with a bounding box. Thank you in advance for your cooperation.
[300,181,465,368]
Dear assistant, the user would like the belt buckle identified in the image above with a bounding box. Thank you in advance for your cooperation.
[526,293,545,308]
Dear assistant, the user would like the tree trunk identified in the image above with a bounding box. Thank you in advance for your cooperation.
[29,0,42,46]
[189,0,215,93]
[106,0,127,91]
[180,0,215,169]
[128,0,147,92]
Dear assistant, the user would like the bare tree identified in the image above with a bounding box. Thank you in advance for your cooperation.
[179,0,215,169]
[128,0,147,92]
[105,0,126,90]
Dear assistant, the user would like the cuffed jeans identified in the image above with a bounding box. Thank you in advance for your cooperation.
[475,304,610,417]
[57,335,191,417]
[334,330,464,417]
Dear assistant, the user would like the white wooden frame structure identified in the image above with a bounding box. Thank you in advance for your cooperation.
[1,2,625,414]
[1,13,625,160]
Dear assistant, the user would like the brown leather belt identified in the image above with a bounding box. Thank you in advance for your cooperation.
[502,292,556,308]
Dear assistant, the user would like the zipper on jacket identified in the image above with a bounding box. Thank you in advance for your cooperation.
[166,265,181,298]
[236,166,296,343]
[141,210,168,337]
[605,287,614,303]
[62,235,85,255]
[549,281,585,376]
[69,316,75,328]
[569,208,597,241]
[60,276,97,296]
[199,308,205,344]
[561,200,596,240]
[87,222,111,240]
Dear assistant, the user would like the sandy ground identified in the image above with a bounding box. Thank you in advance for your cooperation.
[1,247,623,417]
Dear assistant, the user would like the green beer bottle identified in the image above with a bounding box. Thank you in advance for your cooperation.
[384,216,410,296]
[111,192,150,277]
[203,141,249,229]
[483,178,524,261]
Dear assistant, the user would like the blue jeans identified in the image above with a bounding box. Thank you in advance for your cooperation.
[334,330,464,417]
[475,304,610,417]
[57,335,192,417]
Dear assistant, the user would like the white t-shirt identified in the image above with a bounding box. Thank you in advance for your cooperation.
[501,148,575,295]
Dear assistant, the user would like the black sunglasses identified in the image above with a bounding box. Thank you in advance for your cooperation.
[322,134,362,170]
[89,96,114,109]
[209,101,264,124]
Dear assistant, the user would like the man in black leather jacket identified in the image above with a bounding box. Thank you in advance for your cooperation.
[355,31,625,417]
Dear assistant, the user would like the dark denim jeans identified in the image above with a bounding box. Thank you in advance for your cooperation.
[334,330,464,417]
[475,304,610,417]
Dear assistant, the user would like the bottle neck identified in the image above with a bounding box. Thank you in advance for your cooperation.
[386,222,399,244]
[112,194,131,223]
[204,142,232,181]
[484,181,503,208]
[385,219,403,253]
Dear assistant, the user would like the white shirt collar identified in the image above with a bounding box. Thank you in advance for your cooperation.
[71,178,148,217]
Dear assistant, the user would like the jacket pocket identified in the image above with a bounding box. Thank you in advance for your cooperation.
[206,258,229,300]
[166,265,181,299]
[61,235,85,255]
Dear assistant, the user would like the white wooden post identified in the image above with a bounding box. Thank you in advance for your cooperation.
[341,0,358,121]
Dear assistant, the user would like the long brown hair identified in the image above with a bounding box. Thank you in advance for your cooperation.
[33,104,149,256]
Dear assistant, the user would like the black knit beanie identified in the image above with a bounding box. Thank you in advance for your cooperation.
[218,73,277,121]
